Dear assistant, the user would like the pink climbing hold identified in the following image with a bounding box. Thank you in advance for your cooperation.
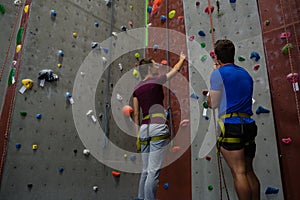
[286,73,299,92]
[189,35,195,41]
[280,32,291,40]
[282,137,292,144]
[129,21,133,27]
[204,5,214,14]
[210,50,216,59]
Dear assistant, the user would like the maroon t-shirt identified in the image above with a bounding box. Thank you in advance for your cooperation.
[133,75,167,124]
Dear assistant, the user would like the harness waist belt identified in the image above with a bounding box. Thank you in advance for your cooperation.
[139,134,170,145]
[218,112,252,144]
[143,113,166,120]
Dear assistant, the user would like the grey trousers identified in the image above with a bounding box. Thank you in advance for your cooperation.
[138,124,169,200]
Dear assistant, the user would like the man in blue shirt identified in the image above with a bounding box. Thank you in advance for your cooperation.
[208,39,260,200]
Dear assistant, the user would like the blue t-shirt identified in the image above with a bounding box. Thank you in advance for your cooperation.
[210,64,254,124]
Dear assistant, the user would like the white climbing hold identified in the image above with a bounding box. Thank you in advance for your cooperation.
[118,63,123,71]
[14,0,22,6]
[12,60,17,65]
[104,0,111,6]
[202,108,208,117]
[86,110,97,123]
[80,72,85,76]
[147,23,152,27]
[83,149,90,156]
[112,32,118,38]
[91,42,100,49]
[93,186,98,192]
[252,98,256,104]
[116,93,123,101]
[102,57,107,63]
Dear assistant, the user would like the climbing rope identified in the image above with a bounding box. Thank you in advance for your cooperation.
[207,0,230,199]
[0,5,22,81]
[279,0,300,125]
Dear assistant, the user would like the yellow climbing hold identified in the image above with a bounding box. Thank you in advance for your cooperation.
[73,32,77,38]
[132,69,139,79]
[16,45,22,53]
[57,63,62,68]
[168,10,176,19]
[21,79,33,89]
[32,144,38,150]
[129,5,133,10]
[24,5,29,13]
[134,52,140,59]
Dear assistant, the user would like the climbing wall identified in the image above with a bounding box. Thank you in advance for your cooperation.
[257,0,300,199]
[0,0,146,199]
[183,0,284,199]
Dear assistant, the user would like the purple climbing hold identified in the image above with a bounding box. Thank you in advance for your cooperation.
[250,51,260,62]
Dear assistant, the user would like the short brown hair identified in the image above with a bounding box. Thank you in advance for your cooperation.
[138,58,152,79]
[214,39,235,63]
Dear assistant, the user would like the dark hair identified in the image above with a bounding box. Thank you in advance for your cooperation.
[214,39,235,63]
[138,58,152,79]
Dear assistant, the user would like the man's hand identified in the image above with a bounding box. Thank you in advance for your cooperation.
[180,52,186,61]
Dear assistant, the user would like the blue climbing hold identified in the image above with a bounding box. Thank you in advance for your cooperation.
[229,0,236,3]
[103,48,109,54]
[130,155,136,161]
[15,143,21,149]
[198,30,206,37]
[163,183,169,189]
[148,6,152,13]
[65,92,72,99]
[94,22,99,27]
[58,50,64,57]
[250,51,260,62]
[190,93,199,100]
[58,167,64,173]
[153,44,159,50]
[36,114,42,119]
[256,106,270,114]
[265,186,279,194]
[160,15,167,22]
[50,10,57,17]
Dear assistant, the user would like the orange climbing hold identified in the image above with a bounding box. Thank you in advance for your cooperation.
[172,146,181,152]
[161,60,168,65]
[112,171,120,177]
[122,105,133,117]
[151,0,162,15]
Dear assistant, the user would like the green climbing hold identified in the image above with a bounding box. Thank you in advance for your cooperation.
[201,55,207,62]
[238,56,246,61]
[0,4,5,14]
[200,42,206,48]
[16,27,24,45]
[203,101,209,109]
[282,43,293,54]
[265,19,270,26]
[135,52,140,59]
[20,111,27,116]
[209,28,215,33]
[208,185,213,191]
[168,10,176,19]
[8,68,16,86]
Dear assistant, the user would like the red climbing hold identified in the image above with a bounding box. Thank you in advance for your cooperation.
[202,90,209,96]
[196,1,200,6]
[204,5,214,14]
[253,64,260,71]
[209,50,216,59]
[205,156,211,161]
[161,60,168,65]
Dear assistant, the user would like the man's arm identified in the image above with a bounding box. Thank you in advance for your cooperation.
[207,90,221,109]
[133,97,140,136]
[166,52,186,80]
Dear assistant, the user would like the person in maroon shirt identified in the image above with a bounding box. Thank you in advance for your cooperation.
[133,52,186,200]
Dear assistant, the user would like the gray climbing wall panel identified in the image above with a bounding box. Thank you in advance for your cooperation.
[183,0,284,199]
[0,0,145,199]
